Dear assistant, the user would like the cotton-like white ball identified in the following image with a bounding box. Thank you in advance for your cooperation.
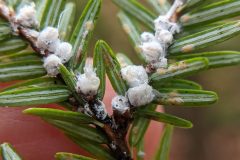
[43,54,61,77]
[36,27,60,53]
[111,95,130,114]
[121,65,148,87]
[92,100,107,120]
[140,32,155,42]
[76,64,100,96]
[15,3,38,28]
[154,16,171,31]
[55,42,72,63]
[139,41,164,63]
[155,29,173,45]
[127,83,154,107]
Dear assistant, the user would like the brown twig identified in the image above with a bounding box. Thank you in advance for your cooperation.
[87,98,132,160]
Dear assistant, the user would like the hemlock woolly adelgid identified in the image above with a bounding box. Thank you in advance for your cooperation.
[155,29,173,45]
[112,95,130,114]
[13,2,74,76]
[35,26,73,76]
[127,83,154,107]
[121,65,148,87]
[43,54,61,77]
[15,3,38,28]
[55,42,73,63]
[139,40,164,63]
[140,32,155,42]
[139,0,183,69]
[36,27,60,53]
[76,64,100,96]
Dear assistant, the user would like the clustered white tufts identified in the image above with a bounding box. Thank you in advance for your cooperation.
[43,54,61,77]
[13,3,74,77]
[55,42,73,63]
[15,3,38,28]
[127,83,154,107]
[139,0,183,69]
[0,3,74,76]
[36,27,73,76]
[37,27,60,53]
[112,95,130,114]
[76,63,100,96]
[121,65,148,87]
[120,65,154,107]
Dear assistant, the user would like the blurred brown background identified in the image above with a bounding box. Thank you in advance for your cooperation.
[78,0,240,159]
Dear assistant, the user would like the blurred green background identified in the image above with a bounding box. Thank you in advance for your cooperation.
[77,0,240,159]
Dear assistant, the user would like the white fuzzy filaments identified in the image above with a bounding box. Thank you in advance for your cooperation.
[121,65,148,87]
[127,83,154,107]
[76,64,100,96]
[36,27,73,76]
[37,27,60,53]
[15,3,38,28]
[120,65,154,107]
[13,3,73,77]
[139,0,183,69]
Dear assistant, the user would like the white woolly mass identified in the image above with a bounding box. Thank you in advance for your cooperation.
[15,3,38,28]
[36,27,60,53]
[140,32,155,42]
[154,16,172,31]
[127,83,154,107]
[43,54,61,77]
[92,100,107,120]
[55,42,72,63]
[138,0,183,69]
[111,95,130,114]
[121,65,148,87]
[76,64,100,96]
[28,29,39,38]
[155,29,173,45]
[139,40,164,63]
